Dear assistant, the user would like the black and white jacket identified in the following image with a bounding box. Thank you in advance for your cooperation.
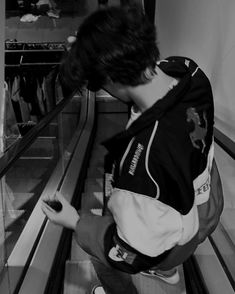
[75,57,223,273]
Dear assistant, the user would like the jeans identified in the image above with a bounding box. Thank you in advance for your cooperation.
[92,258,138,294]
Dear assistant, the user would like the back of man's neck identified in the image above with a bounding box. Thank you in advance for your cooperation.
[129,67,179,112]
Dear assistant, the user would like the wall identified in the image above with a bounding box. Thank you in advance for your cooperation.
[155,0,235,208]
[0,1,5,146]
[0,0,6,283]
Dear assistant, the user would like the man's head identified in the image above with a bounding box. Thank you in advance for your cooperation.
[60,5,160,92]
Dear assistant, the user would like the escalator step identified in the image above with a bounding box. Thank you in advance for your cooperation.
[6,166,47,179]
[20,137,56,158]
[4,209,25,230]
[84,178,103,192]
[11,192,34,210]
[6,178,42,193]
[13,158,53,168]
[88,157,104,167]
[81,192,103,211]
[87,167,104,178]
[64,260,99,294]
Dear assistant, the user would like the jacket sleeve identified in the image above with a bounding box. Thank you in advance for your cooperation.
[74,212,115,268]
[197,159,224,242]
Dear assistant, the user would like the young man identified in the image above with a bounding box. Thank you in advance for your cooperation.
[41,5,223,294]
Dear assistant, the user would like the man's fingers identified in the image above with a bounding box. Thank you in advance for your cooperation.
[41,201,58,220]
[55,191,67,205]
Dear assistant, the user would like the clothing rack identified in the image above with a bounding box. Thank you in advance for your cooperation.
[5,41,66,67]
[4,42,66,141]
[5,63,59,75]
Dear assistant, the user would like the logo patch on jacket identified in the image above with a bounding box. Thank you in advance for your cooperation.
[195,177,210,196]
[108,239,136,265]
[108,244,128,262]
[186,107,208,153]
[128,143,144,176]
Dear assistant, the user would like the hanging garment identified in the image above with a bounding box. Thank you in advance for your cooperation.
[23,73,42,122]
[4,81,21,147]
[10,75,23,124]
[37,76,46,116]
[44,69,57,112]
[18,75,31,122]
[54,74,63,104]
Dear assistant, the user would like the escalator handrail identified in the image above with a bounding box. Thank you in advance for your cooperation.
[0,88,76,179]
[183,127,235,292]
[214,127,235,160]
[183,255,209,294]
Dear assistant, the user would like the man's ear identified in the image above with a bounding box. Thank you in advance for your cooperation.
[142,67,156,82]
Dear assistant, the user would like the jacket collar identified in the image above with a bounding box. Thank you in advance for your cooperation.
[102,58,192,155]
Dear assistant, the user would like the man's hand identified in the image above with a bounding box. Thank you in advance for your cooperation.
[41,191,80,231]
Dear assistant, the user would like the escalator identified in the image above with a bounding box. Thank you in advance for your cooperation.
[1,87,235,294]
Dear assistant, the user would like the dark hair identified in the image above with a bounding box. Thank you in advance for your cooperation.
[60,6,160,92]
